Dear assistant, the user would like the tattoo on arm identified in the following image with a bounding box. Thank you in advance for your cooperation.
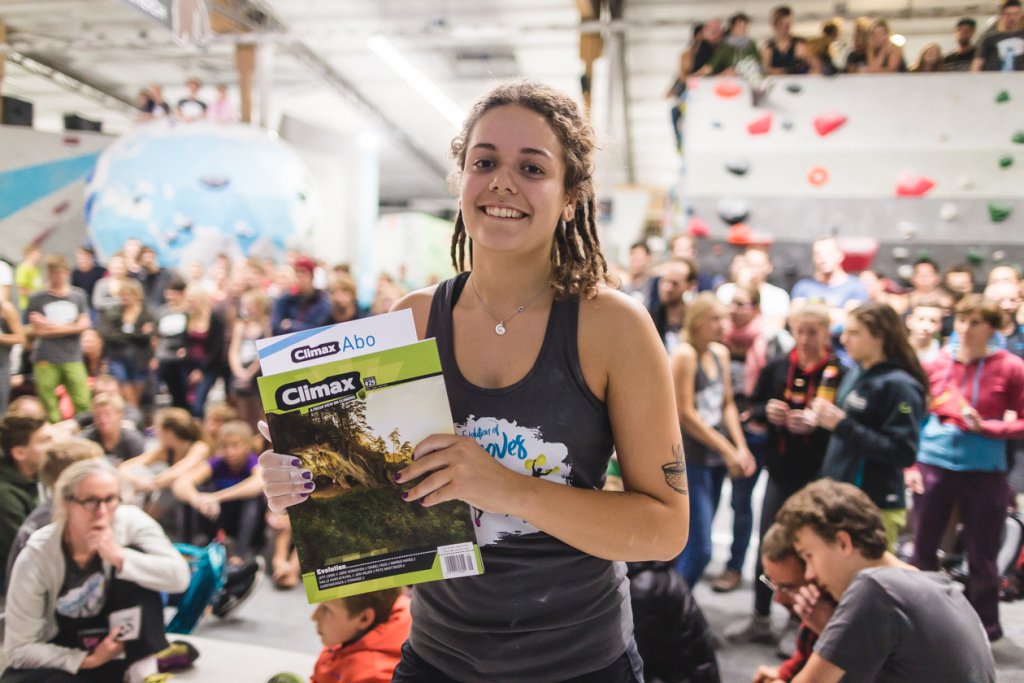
[662,444,688,494]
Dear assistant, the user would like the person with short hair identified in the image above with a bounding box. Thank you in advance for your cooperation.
[0,414,51,590]
[751,523,834,683]
[910,294,1024,641]
[943,17,978,71]
[907,257,942,309]
[905,298,944,363]
[80,392,146,465]
[778,480,995,683]
[2,459,190,682]
[310,588,411,683]
[790,237,869,330]
[973,0,1024,71]
[4,437,104,594]
[647,257,699,351]
[27,255,92,423]
[271,256,331,335]
[96,278,155,408]
[70,246,105,306]
[726,302,845,645]
[172,420,264,562]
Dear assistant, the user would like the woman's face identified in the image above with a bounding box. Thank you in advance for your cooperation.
[840,316,883,364]
[107,256,127,279]
[64,472,120,541]
[460,104,573,262]
[870,25,888,48]
[696,305,727,344]
[792,316,828,360]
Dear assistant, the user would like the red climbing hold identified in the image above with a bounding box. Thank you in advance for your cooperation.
[747,113,772,135]
[894,172,936,197]
[714,79,742,98]
[813,112,847,137]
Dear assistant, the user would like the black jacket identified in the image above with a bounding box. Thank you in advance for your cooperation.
[750,353,844,489]
[819,361,925,509]
[627,561,721,683]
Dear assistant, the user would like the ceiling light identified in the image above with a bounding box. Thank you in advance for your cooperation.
[366,34,465,127]
[891,34,906,47]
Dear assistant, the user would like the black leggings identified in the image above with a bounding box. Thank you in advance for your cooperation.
[392,641,643,683]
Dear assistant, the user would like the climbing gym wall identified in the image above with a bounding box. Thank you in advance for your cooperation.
[0,125,111,261]
[681,72,1023,278]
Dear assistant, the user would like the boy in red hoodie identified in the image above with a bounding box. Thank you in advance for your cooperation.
[311,587,411,683]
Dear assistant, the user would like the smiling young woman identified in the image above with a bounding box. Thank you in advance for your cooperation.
[260,81,689,682]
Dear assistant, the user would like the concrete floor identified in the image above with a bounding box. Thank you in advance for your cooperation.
[191,474,1024,682]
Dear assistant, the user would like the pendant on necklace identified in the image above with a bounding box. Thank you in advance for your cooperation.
[495,322,507,336]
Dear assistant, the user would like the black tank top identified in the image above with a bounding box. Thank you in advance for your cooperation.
[411,272,632,682]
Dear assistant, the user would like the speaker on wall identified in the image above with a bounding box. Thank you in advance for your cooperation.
[1,96,33,126]
[64,114,102,132]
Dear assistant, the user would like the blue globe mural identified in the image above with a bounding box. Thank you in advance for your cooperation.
[86,120,314,267]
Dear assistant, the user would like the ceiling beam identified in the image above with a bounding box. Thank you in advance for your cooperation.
[217,0,449,181]
[5,50,138,114]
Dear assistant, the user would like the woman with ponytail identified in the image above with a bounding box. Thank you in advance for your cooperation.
[809,301,927,547]
[259,82,689,682]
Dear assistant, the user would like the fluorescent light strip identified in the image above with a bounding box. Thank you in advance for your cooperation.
[366,34,466,127]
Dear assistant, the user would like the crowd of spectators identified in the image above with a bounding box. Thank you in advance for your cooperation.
[1,224,1020,681]
[668,0,1024,150]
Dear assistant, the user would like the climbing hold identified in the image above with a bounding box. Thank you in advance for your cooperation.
[807,166,829,187]
[895,172,936,198]
[813,112,848,137]
[717,198,750,225]
[726,157,750,175]
[1013,131,1024,144]
[988,202,1012,222]
[939,203,958,221]
[747,113,772,135]
[999,155,1014,169]
[892,247,909,260]
[785,82,802,94]
[687,216,709,238]
[996,90,1010,103]
[714,79,742,98]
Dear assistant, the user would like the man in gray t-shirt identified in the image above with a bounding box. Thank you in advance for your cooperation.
[26,255,92,422]
[778,480,995,683]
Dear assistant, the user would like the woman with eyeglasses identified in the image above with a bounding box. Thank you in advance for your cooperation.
[3,459,189,682]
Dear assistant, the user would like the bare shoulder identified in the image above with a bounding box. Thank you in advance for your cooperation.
[392,285,439,340]
[578,285,663,362]
[578,285,653,334]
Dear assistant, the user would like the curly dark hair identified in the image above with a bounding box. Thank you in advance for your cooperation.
[776,479,889,559]
[449,81,610,299]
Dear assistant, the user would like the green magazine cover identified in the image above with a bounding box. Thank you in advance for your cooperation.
[257,338,483,603]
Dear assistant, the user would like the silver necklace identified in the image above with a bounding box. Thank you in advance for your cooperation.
[469,275,550,336]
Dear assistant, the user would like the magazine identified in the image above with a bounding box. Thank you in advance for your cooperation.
[257,334,483,602]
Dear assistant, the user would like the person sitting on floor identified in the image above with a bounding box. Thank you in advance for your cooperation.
[310,588,411,683]
[777,479,996,683]
[751,523,835,683]
[172,420,264,564]
[2,459,190,683]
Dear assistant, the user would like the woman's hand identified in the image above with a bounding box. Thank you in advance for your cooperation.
[726,445,757,479]
[785,409,816,435]
[396,434,524,512]
[79,629,125,669]
[86,523,125,571]
[809,397,846,431]
[257,421,313,513]
[765,399,789,426]
[904,467,924,495]
[193,493,221,519]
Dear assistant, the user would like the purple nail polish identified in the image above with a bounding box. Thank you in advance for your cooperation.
[299,493,309,500]
[393,472,401,482]
[301,471,312,480]
[401,491,409,499]
[304,482,314,490]
[291,458,301,467]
